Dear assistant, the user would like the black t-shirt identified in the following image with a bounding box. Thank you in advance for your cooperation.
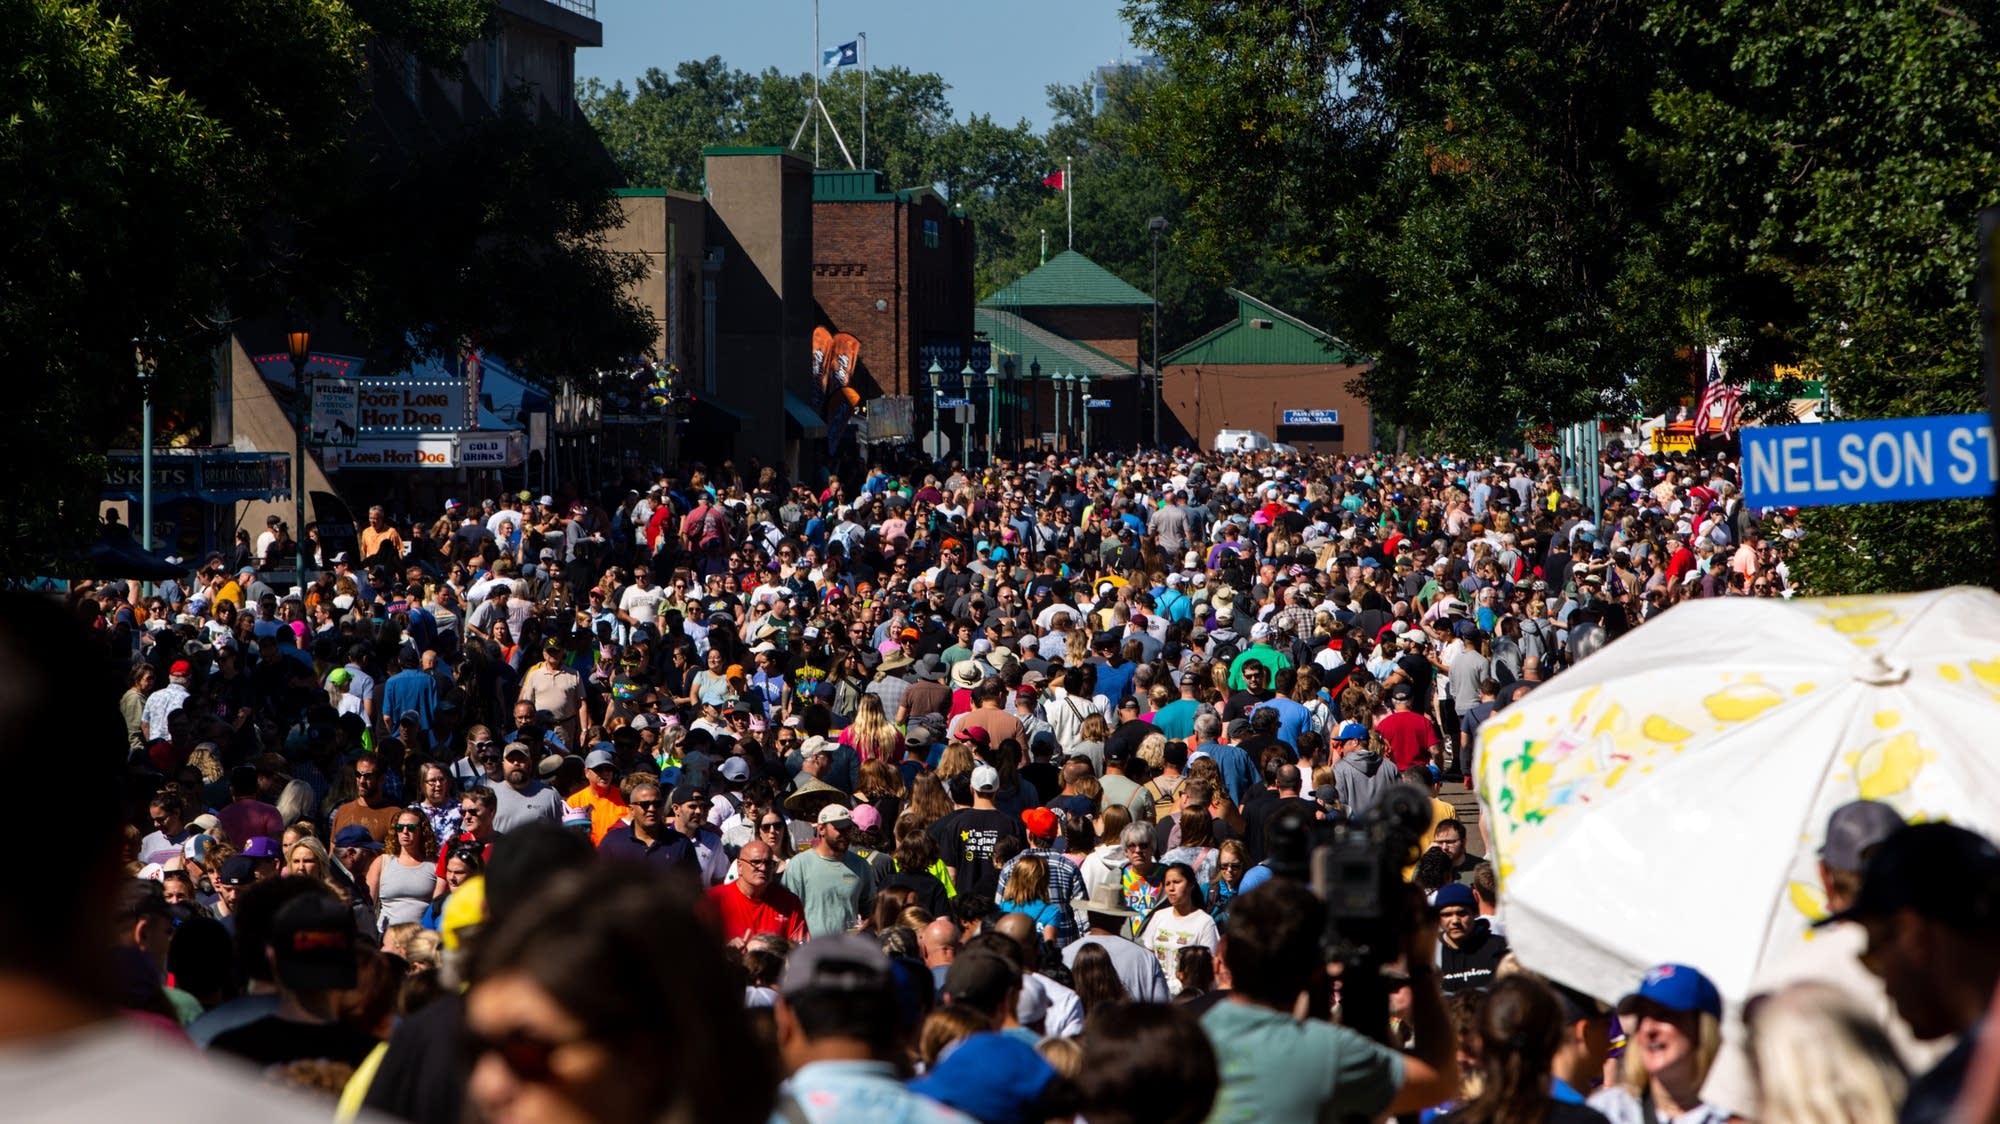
[210,1014,380,1069]
[1103,719,1163,764]
[926,806,1022,900]
[1222,689,1273,725]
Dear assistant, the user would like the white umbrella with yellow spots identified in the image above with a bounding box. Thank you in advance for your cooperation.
[1474,585,2000,1006]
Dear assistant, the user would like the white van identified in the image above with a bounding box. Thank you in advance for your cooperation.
[1214,428,1274,452]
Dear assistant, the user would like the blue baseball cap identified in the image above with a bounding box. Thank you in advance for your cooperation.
[909,1032,1056,1124]
[1617,963,1722,1020]
[1335,721,1369,742]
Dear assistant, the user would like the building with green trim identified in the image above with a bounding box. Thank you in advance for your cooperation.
[1160,289,1373,453]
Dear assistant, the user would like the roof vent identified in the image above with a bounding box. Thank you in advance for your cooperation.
[1249,318,1275,329]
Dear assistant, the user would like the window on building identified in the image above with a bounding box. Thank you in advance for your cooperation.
[922,219,939,249]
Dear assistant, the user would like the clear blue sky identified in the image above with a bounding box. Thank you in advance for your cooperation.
[578,0,1143,131]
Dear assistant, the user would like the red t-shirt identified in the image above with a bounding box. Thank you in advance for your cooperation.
[1376,710,1441,771]
[705,881,810,944]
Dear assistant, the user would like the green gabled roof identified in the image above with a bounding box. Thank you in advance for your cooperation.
[974,308,1137,382]
[981,250,1154,309]
[812,168,947,207]
[1162,289,1369,366]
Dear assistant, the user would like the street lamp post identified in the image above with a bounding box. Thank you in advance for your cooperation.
[287,321,312,591]
[1028,360,1041,456]
[1053,372,1069,451]
[133,335,157,553]
[1079,372,1094,460]
[984,361,998,466]
[927,358,943,465]
[1148,216,1168,447]
[959,362,976,469]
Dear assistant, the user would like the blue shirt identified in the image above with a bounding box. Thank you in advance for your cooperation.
[1552,1077,1587,1104]
[776,1060,972,1124]
[1195,740,1260,806]
[1252,696,1311,749]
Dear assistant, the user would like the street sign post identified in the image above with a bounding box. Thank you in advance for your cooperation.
[1740,414,1997,510]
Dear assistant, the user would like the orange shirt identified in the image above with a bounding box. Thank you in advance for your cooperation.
[567,785,629,845]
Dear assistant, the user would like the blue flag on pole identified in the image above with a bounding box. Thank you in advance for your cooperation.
[823,40,859,67]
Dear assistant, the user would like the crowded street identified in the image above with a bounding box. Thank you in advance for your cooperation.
[19,436,1987,1124]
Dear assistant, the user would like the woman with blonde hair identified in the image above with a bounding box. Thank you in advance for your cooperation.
[1074,712,1110,770]
[285,836,350,904]
[1746,983,1906,1124]
[842,693,903,764]
[997,853,1063,947]
[1588,963,1728,1124]
[857,759,907,826]
[367,809,443,934]
[934,740,975,783]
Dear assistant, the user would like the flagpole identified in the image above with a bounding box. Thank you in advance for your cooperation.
[860,33,868,170]
[812,0,821,167]
[1066,155,1073,248]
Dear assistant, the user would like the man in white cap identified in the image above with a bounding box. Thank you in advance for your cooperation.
[925,764,1022,900]
[780,804,874,940]
[564,747,628,845]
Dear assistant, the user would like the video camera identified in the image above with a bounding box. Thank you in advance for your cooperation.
[1264,781,1434,1044]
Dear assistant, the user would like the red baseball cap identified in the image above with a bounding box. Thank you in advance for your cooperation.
[1022,807,1059,838]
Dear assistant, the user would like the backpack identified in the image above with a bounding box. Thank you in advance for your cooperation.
[1141,778,1178,823]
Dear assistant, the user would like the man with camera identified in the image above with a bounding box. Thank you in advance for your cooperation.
[1203,881,1459,1122]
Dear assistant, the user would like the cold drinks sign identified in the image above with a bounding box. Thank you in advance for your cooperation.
[1741,414,1998,509]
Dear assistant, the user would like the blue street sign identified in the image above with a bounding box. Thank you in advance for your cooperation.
[1282,408,1341,426]
[1740,414,1997,509]
[1086,398,1112,409]
[937,397,971,408]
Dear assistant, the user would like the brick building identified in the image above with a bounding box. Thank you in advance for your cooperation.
[810,170,976,412]
[976,250,1154,455]
[1160,289,1374,453]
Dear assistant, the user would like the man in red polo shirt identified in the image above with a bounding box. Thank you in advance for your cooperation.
[705,839,809,946]
[1377,683,1441,771]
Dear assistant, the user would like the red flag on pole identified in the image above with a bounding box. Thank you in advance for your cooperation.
[1042,170,1066,189]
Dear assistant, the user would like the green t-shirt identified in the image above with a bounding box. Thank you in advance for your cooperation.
[780,847,875,940]
[1201,998,1405,1124]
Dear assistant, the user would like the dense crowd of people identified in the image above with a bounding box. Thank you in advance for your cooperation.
[16,441,1992,1124]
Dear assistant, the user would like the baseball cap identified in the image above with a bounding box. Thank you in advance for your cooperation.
[1818,799,1906,872]
[970,764,1000,793]
[1433,883,1476,912]
[782,934,893,998]
[1021,807,1059,838]
[941,951,1021,1011]
[269,893,358,991]
[850,803,883,832]
[332,825,382,851]
[584,748,617,771]
[1617,963,1722,1020]
[1818,822,2000,932]
[909,1032,1057,1124]
[1250,621,1272,640]
[241,836,281,859]
[217,855,258,886]
[1335,721,1369,741]
[718,756,751,783]
[816,803,854,826]
[1388,683,1416,702]
[503,741,533,760]
[670,783,706,806]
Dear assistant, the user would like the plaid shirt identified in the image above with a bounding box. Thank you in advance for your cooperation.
[865,673,909,719]
[996,846,1085,946]
[1270,604,1314,640]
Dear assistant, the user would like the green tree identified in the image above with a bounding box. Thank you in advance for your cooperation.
[1127,0,1692,447]
[1636,0,2000,590]
[0,0,649,581]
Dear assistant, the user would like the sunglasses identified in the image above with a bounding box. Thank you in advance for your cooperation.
[462,1026,583,1085]
[396,822,423,833]
[460,806,485,816]
[758,822,785,831]
[631,799,663,810]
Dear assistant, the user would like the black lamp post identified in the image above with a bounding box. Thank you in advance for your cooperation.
[133,333,158,553]
[1028,359,1041,455]
[286,321,312,590]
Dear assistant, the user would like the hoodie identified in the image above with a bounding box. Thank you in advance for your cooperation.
[1333,750,1397,818]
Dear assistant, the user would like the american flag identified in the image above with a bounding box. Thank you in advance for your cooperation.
[1694,355,1741,437]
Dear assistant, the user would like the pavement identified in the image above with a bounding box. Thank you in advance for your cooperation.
[1441,779,1490,859]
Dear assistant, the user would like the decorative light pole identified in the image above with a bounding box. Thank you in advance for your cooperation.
[1053,371,1070,451]
[133,334,158,553]
[927,358,944,463]
[1028,359,1041,455]
[286,320,312,590]
[1078,371,1095,460]
[959,361,976,468]
[983,360,999,466]
[1148,216,1168,447]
